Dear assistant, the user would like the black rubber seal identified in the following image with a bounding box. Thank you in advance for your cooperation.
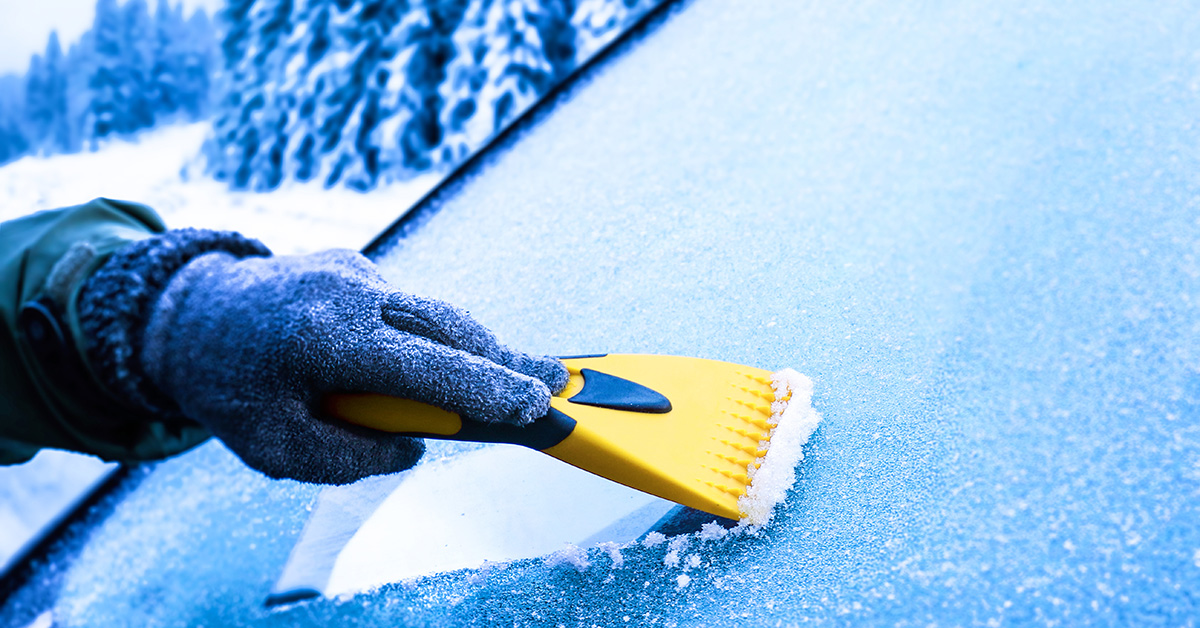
[264,588,321,608]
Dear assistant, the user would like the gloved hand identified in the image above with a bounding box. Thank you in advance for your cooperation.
[82,236,567,485]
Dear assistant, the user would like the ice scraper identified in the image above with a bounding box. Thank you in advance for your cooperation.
[325,354,820,525]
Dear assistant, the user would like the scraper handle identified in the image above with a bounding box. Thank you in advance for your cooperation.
[322,393,577,451]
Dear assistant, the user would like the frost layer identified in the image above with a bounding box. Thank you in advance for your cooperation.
[737,369,820,526]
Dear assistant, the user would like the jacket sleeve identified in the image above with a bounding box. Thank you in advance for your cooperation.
[0,198,211,464]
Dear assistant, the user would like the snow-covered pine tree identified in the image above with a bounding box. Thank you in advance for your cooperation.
[444,0,659,168]
[24,32,72,154]
[206,0,299,189]
[433,0,491,167]
[43,33,73,152]
[434,0,660,168]
[85,0,126,143]
[295,0,436,189]
[434,0,577,169]
[288,0,333,183]
[207,0,256,181]
[571,0,659,58]
[85,0,156,142]
[246,0,300,190]
[120,0,156,132]
[0,75,29,165]
[389,0,471,176]
[301,0,404,189]
[178,8,217,119]
[298,0,475,189]
[65,29,97,152]
[151,0,186,118]
[147,2,218,122]
[23,55,46,143]
[0,113,30,165]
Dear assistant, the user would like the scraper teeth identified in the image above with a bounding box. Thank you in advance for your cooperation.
[710,452,754,467]
[723,410,772,430]
[753,418,774,430]
[730,398,772,416]
[704,466,750,484]
[736,413,774,431]
[736,386,775,402]
[717,438,766,457]
[742,372,774,387]
[700,481,746,497]
[719,424,765,442]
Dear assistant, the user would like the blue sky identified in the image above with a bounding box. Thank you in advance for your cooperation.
[0,0,225,75]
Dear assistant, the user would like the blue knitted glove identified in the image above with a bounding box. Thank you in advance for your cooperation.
[82,236,567,485]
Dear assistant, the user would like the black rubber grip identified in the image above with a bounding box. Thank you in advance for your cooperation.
[395,408,577,451]
[567,368,672,414]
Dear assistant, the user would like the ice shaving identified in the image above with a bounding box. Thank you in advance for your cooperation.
[737,369,821,527]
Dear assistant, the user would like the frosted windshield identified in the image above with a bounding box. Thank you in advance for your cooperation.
[4,0,1198,625]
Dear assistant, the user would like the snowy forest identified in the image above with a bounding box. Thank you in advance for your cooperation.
[1,0,661,189]
[204,0,663,191]
[0,0,218,166]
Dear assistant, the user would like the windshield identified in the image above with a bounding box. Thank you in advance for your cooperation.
[4,0,1199,625]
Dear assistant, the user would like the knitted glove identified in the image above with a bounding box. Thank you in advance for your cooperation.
[80,232,567,484]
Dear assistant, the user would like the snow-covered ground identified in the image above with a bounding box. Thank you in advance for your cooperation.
[0,122,440,254]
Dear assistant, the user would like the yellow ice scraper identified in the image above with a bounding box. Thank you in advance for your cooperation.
[325,354,815,523]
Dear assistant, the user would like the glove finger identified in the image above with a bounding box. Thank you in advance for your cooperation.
[380,292,502,355]
[497,352,570,394]
[380,293,569,392]
[205,395,427,485]
[328,327,553,425]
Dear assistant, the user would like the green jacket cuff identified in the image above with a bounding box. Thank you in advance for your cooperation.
[1,199,209,463]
